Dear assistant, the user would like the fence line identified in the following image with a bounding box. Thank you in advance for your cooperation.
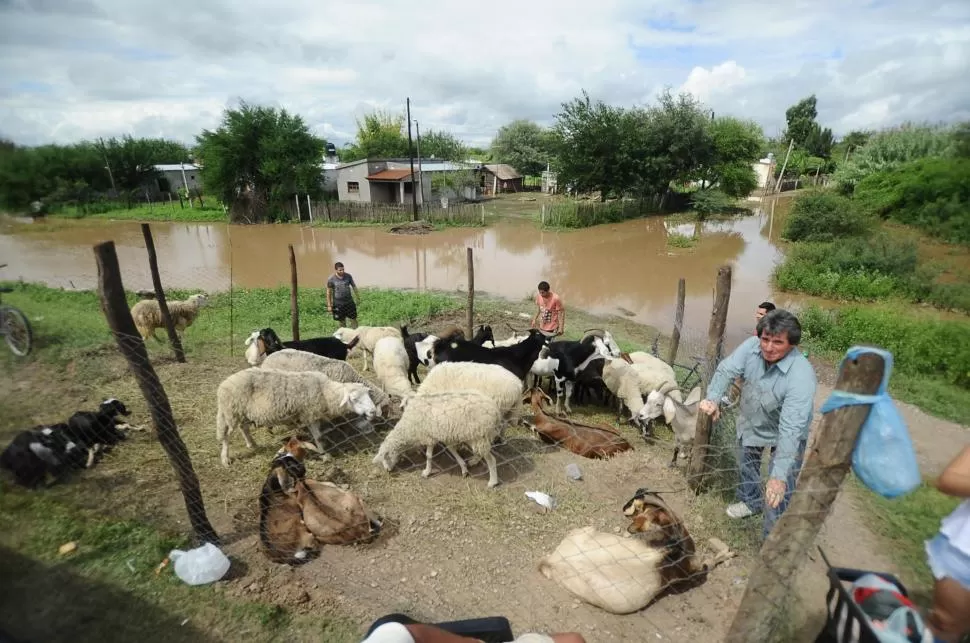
[286,198,485,224]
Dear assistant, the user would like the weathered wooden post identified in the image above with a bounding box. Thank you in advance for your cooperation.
[94,241,218,544]
[141,224,185,363]
[668,277,686,364]
[687,265,732,490]
[726,351,885,642]
[466,247,475,339]
[289,244,300,342]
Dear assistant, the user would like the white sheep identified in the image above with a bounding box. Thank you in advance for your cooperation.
[601,357,648,427]
[372,391,504,487]
[416,361,524,428]
[333,326,401,372]
[627,352,683,403]
[215,367,378,467]
[373,336,414,400]
[130,293,209,341]
[638,383,703,465]
[260,348,392,413]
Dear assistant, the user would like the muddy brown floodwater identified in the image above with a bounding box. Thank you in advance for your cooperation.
[0,198,806,346]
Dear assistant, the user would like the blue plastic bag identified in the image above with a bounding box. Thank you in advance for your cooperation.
[819,346,921,499]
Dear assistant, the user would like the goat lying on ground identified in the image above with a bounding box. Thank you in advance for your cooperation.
[523,388,632,459]
[245,328,358,366]
[637,382,702,466]
[538,488,734,614]
[258,437,320,565]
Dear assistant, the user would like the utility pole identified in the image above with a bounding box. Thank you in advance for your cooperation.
[406,97,418,221]
[180,161,193,209]
[414,120,424,205]
[98,137,117,193]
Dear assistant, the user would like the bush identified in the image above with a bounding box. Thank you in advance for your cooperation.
[834,123,957,192]
[690,189,734,218]
[854,157,970,244]
[544,199,652,228]
[782,190,874,242]
[799,304,970,389]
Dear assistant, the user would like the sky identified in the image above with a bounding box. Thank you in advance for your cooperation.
[1,0,969,149]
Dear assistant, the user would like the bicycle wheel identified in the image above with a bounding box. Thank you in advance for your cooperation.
[2,305,33,357]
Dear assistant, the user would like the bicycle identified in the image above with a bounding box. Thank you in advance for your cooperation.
[0,264,33,357]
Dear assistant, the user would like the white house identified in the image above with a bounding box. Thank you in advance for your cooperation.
[151,163,202,196]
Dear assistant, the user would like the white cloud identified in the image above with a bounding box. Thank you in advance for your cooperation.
[0,0,968,148]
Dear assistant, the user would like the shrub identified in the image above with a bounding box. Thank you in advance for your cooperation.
[690,189,734,218]
[834,123,957,192]
[782,191,874,242]
[544,199,652,228]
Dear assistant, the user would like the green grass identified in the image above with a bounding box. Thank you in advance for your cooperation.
[54,202,228,223]
[666,232,697,248]
[0,490,361,643]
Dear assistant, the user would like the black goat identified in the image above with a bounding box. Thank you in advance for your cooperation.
[0,423,86,488]
[431,328,548,380]
[545,336,607,414]
[400,324,430,385]
[247,327,359,365]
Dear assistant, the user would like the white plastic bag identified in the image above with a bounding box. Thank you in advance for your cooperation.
[168,542,231,586]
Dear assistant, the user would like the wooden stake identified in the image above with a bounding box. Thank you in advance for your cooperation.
[94,241,217,544]
[289,244,300,342]
[668,277,686,364]
[688,265,732,490]
[726,351,885,642]
[466,247,474,340]
[141,224,185,363]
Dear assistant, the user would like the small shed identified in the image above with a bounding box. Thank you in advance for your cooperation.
[481,164,523,195]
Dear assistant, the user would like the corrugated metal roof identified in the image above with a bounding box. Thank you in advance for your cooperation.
[484,164,521,180]
[367,169,413,181]
[154,163,201,172]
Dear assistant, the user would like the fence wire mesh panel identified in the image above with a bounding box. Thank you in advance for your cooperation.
[0,234,862,643]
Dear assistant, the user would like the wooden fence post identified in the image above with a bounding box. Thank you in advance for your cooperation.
[141,224,185,363]
[289,244,300,341]
[687,265,732,490]
[94,241,218,544]
[466,247,474,339]
[668,277,686,364]
[726,351,885,642]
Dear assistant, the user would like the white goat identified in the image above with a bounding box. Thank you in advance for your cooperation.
[130,293,208,341]
[259,348,391,413]
[333,326,401,372]
[372,336,414,400]
[638,382,702,466]
[372,391,505,487]
[215,367,378,467]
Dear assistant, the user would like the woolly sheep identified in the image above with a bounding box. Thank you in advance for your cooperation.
[416,361,524,428]
[216,367,378,467]
[260,348,391,413]
[601,357,648,428]
[130,293,208,341]
[332,326,401,372]
[628,352,683,403]
[372,391,504,487]
[373,336,414,400]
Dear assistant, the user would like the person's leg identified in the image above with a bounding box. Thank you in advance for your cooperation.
[729,440,764,518]
[762,438,807,539]
[929,576,970,642]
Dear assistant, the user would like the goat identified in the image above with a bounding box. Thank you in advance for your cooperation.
[544,332,617,414]
[523,388,632,459]
[0,423,85,488]
[245,327,358,366]
[638,382,702,466]
[431,328,549,380]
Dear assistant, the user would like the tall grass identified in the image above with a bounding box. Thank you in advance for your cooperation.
[542,199,656,228]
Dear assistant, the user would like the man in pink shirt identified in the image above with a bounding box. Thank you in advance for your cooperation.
[531,281,564,338]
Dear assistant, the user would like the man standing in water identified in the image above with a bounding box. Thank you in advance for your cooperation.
[698,309,817,540]
[531,281,564,338]
[326,261,360,329]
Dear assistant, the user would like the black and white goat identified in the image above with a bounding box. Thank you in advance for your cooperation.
[414,324,497,371]
[400,324,430,385]
[431,328,548,380]
[543,330,622,415]
[244,327,359,366]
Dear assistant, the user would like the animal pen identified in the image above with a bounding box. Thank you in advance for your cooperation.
[5,223,886,643]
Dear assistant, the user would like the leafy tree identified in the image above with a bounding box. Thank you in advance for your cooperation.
[784,94,833,159]
[196,101,325,222]
[695,116,763,197]
[552,92,629,200]
[343,110,408,161]
[951,122,970,158]
[419,129,466,162]
[490,120,553,177]
[834,123,956,192]
[101,135,191,193]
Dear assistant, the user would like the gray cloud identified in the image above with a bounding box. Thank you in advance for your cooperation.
[0,0,968,148]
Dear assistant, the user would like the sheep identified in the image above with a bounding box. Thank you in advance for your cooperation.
[130,293,208,342]
[638,382,703,465]
[489,330,529,348]
[431,328,549,380]
[523,388,633,459]
[216,367,378,467]
[333,326,401,372]
[400,324,430,385]
[372,391,505,488]
[600,357,649,430]
[416,361,524,429]
[259,348,391,414]
[372,336,414,401]
[244,327,357,366]
[626,352,683,403]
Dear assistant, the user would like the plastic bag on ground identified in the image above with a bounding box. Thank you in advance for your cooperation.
[818,346,920,499]
[168,542,231,586]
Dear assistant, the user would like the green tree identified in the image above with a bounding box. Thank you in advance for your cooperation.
[490,120,553,177]
[196,101,325,222]
[101,135,191,194]
[552,92,629,200]
[784,94,833,159]
[344,110,408,161]
[834,123,956,192]
[696,116,763,197]
[419,130,466,162]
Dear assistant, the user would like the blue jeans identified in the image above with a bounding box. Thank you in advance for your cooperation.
[736,438,807,540]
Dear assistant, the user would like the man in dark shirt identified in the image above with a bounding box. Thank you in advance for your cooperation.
[326,261,359,328]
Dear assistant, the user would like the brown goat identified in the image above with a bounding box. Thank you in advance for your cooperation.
[258,437,320,565]
[523,388,633,459]
[296,479,383,546]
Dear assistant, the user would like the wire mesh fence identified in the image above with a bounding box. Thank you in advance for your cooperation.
[0,228,871,643]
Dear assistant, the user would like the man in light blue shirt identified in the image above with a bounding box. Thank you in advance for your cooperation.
[699,309,817,539]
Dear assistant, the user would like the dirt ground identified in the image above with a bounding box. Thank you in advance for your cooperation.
[2,310,966,642]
